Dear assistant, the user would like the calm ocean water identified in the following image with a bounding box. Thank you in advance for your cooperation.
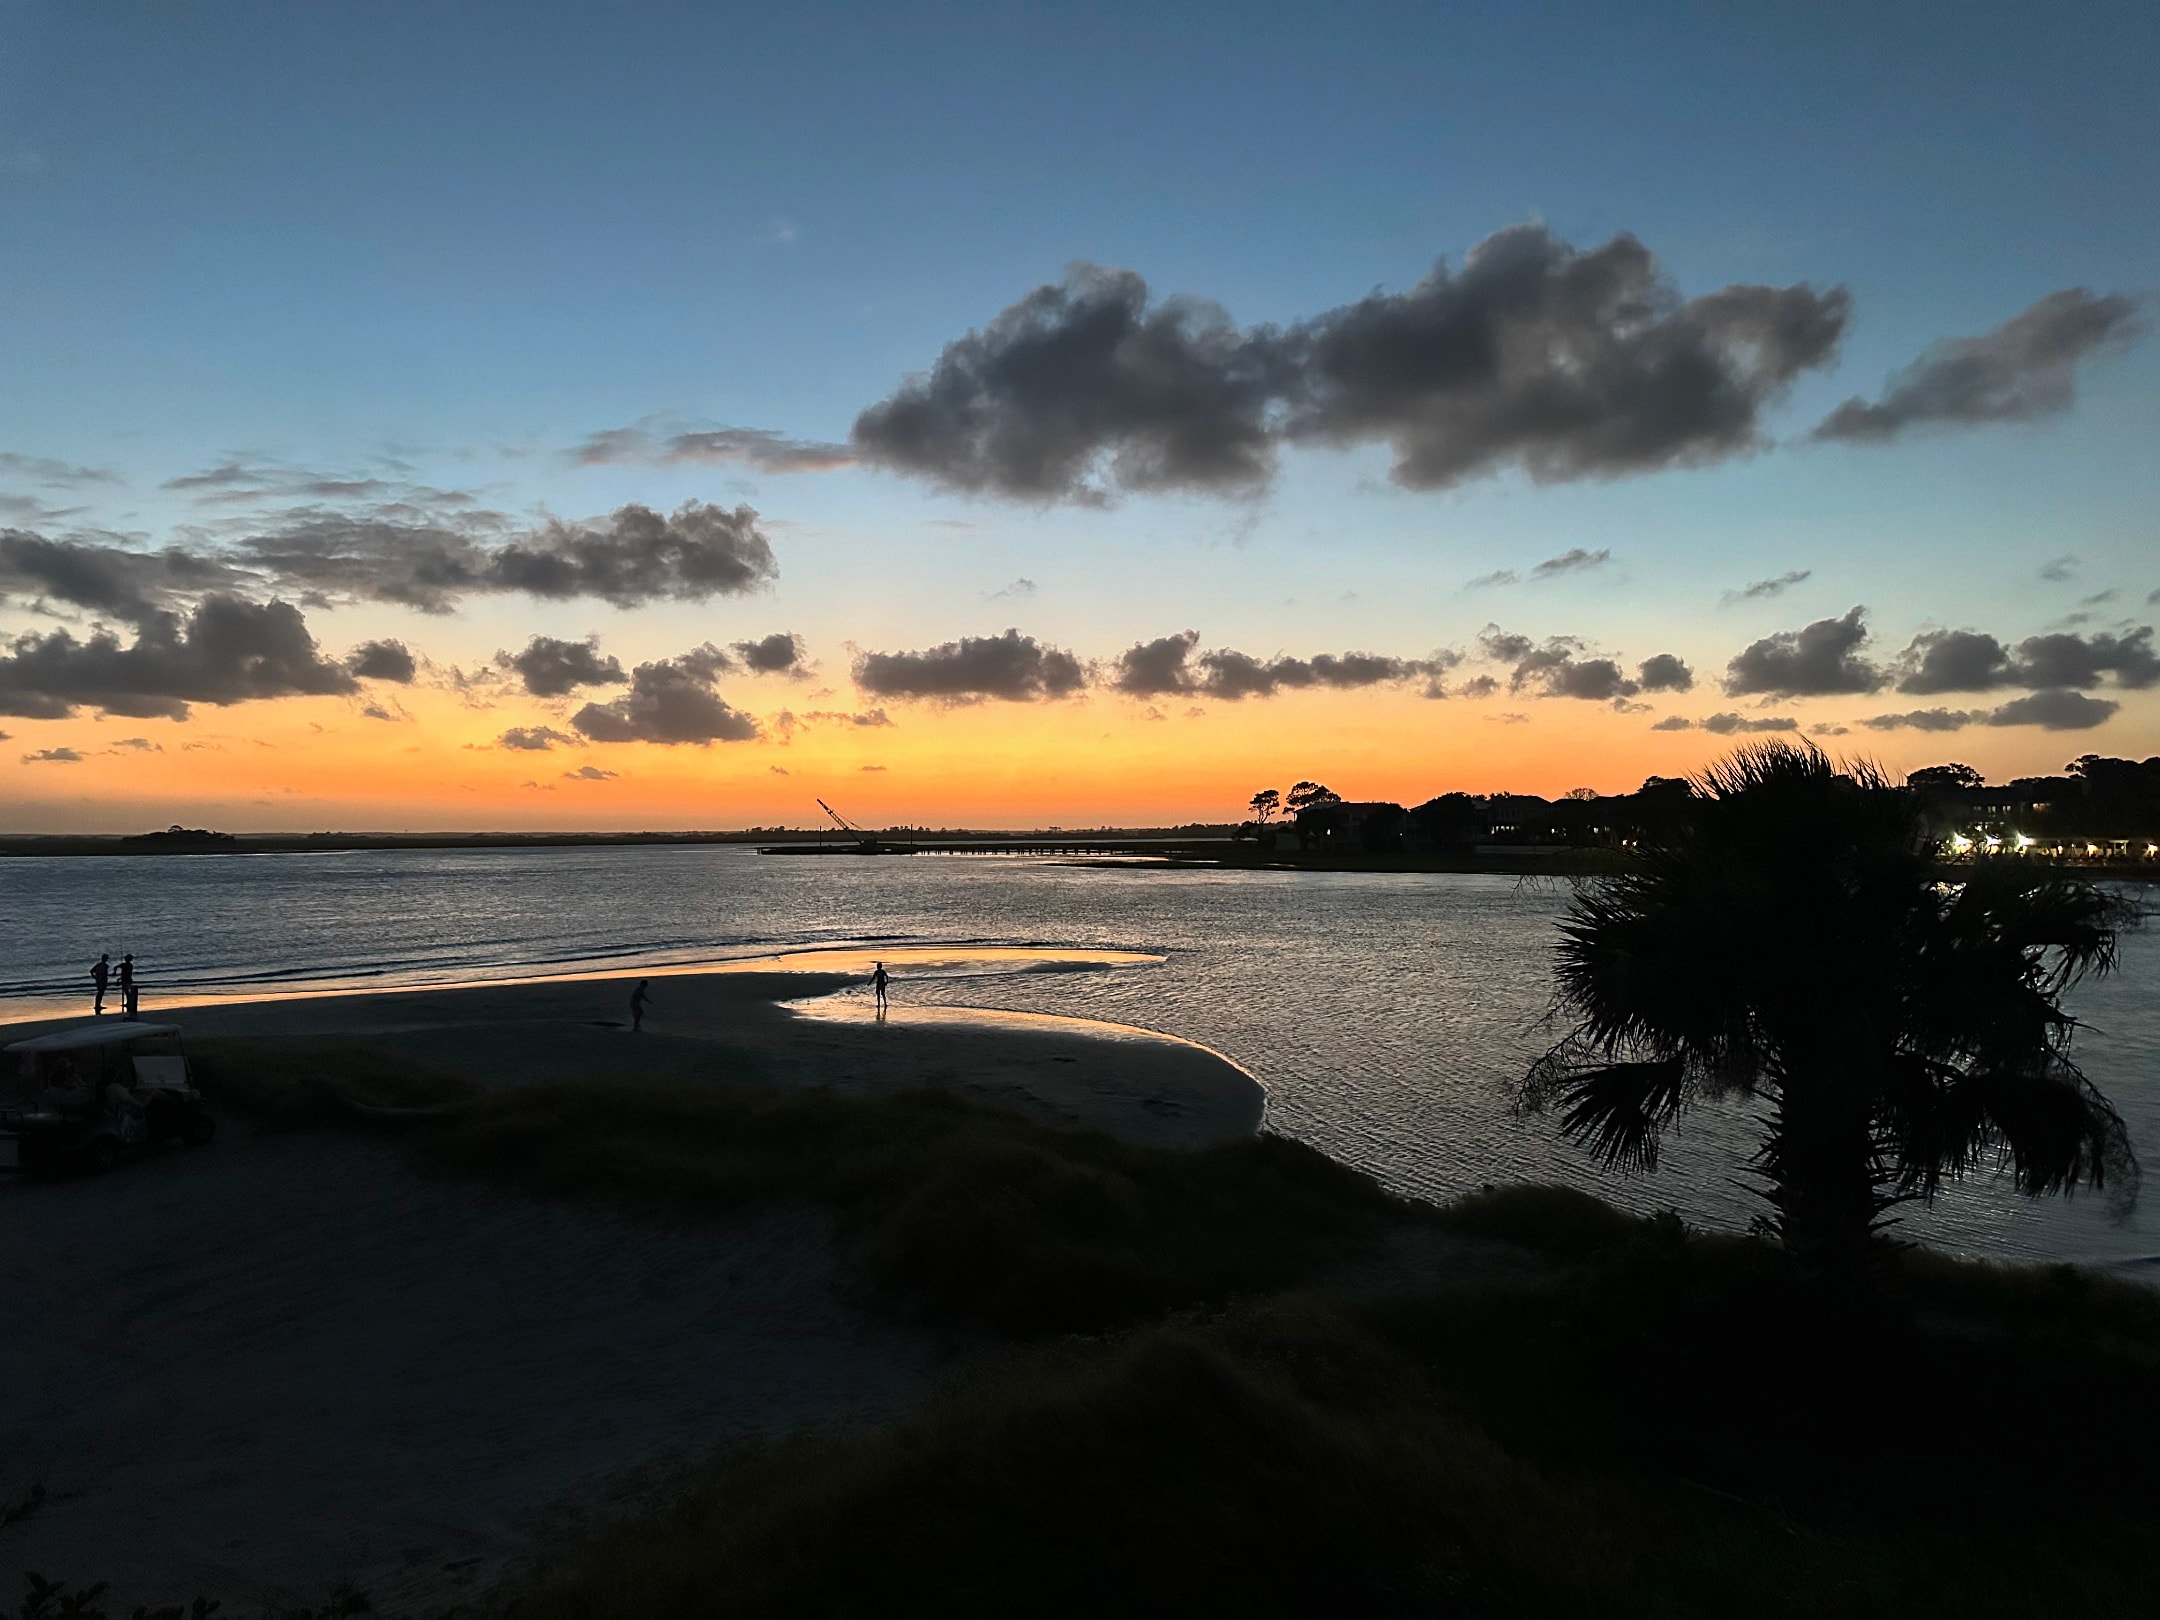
[2,845,2154,1273]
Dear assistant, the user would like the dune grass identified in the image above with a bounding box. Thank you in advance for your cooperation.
[188,1040,2160,1617]
[503,1211,2160,1620]
[499,1299,1615,1620]
[191,1041,1401,1334]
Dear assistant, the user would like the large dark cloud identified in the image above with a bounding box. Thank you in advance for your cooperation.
[345,638,417,683]
[1894,625,2158,693]
[852,266,1287,502]
[854,629,1088,703]
[1724,606,1886,697]
[0,531,250,623]
[1815,289,2143,443]
[506,635,626,698]
[571,645,759,744]
[0,595,358,720]
[853,226,1849,503]
[1864,689,2120,733]
[1111,630,1448,700]
[1281,227,1847,489]
[238,501,777,612]
[571,423,854,473]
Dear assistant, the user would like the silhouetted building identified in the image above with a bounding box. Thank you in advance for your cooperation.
[1294,800,1406,853]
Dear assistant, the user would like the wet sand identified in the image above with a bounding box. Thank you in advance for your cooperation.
[0,971,1263,1610]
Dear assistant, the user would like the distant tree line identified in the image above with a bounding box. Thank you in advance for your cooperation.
[1240,753,2160,855]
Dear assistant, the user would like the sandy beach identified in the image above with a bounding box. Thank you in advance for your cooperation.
[0,971,1264,1610]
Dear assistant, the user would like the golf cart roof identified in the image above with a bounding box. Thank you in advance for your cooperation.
[5,1021,181,1053]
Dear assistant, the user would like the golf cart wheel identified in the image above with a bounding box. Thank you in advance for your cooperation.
[182,1110,216,1147]
[81,1136,119,1174]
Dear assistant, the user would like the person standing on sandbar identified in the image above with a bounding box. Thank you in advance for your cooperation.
[630,979,651,1032]
[91,953,111,1016]
[871,961,890,1016]
[119,954,138,1019]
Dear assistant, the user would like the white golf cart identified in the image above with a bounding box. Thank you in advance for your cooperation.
[0,1021,215,1173]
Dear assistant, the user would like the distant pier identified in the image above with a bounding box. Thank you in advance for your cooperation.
[758,836,1233,858]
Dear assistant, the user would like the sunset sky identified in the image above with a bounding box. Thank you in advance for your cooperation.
[0,1,2153,830]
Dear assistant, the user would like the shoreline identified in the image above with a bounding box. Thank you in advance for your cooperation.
[3,965,1266,1151]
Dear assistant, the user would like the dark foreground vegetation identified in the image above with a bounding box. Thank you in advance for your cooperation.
[27,1045,2120,1618]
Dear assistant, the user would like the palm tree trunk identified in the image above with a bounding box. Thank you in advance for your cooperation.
[1760,1058,1889,1276]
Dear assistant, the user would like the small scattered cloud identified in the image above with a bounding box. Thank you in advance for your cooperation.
[505,635,626,698]
[1862,688,2120,733]
[1814,289,2143,444]
[0,451,119,488]
[569,420,853,474]
[562,765,619,781]
[1724,606,1885,698]
[1984,688,2118,730]
[855,628,1088,703]
[1649,715,1693,731]
[860,764,887,772]
[1530,547,1610,580]
[2038,555,2078,583]
[496,725,581,752]
[109,736,161,751]
[1475,625,1683,703]
[241,499,777,613]
[346,638,417,683]
[733,631,808,675]
[571,646,760,745]
[1635,653,1694,693]
[1110,629,1455,701]
[986,578,1038,601]
[769,765,790,775]
[1701,713,1800,734]
[21,746,82,762]
[1722,569,1811,604]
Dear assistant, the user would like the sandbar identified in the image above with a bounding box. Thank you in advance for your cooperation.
[0,968,1263,1610]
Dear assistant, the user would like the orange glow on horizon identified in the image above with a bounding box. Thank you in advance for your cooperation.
[5,681,2151,834]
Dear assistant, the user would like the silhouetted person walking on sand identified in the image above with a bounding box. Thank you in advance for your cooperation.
[630,979,651,1032]
[119,954,137,1019]
[90,953,110,1016]
[871,961,890,1016]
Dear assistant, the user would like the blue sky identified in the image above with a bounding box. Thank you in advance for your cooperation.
[0,1,2153,824]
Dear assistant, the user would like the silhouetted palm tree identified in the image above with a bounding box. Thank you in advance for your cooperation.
[1521,741,2137,1272]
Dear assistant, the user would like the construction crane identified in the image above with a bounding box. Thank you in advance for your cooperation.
[815,799,883,853]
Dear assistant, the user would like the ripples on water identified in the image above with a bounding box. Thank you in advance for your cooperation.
[1,845,2152,1272]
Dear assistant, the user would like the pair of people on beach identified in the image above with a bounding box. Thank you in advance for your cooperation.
[624,962,890,1032]
[90,952,141,1018]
